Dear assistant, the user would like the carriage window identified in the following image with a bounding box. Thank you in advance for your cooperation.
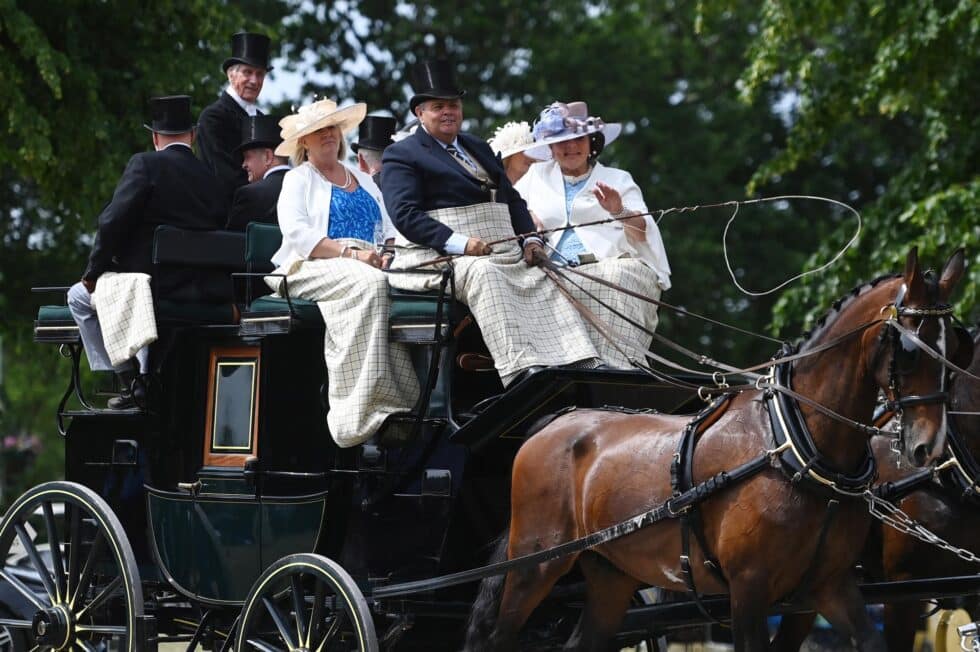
[204,346,260,466]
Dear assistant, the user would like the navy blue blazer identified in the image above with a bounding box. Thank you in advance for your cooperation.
[381,128,535,252]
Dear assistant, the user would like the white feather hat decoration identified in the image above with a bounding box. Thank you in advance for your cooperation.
[487,121,546,160]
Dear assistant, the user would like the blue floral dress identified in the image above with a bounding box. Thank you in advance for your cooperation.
[327,185,382,243]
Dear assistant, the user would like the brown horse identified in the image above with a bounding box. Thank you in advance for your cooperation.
[463,249,966,652]
[775,328,980,652]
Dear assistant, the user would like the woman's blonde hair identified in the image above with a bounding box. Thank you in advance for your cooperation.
[292,127,348,166]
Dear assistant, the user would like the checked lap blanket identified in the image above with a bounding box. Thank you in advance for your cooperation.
[387,203,598,385]
[271,246,419,448]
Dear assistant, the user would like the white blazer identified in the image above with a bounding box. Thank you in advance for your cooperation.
[515,161,671,290]
[272,161,397,272]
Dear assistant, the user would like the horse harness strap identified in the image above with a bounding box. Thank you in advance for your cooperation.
[939,419,980,505]
[669,395,735,624]
[766,358,877,496]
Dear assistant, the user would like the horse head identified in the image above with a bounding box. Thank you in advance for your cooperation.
[871,248,969,467]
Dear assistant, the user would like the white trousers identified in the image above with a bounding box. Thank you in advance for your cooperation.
[67,282,149,373]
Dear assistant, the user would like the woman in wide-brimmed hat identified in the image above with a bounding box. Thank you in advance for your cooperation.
[487,121,545,185]
[514,101,672,369]
[269,98,419,448]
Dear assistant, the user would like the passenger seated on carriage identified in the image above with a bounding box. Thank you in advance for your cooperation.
[487,121,545,185]
[67,95,228,409]
[382,60,603,386]
[270,98,419,447]
[515,101,671,369]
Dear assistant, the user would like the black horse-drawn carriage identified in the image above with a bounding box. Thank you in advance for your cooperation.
[6,227,980,652]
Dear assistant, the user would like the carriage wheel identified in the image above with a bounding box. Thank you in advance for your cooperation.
[0,481,144,652]
[237,554,377,652]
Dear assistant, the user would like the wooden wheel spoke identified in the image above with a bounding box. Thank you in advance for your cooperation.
[307,580,325,648]
[0,568,49,610]
[290,573,308,647]
[245,638,282,652]
[74,641,98,652]
[261,595,298,649]
[66,504,81,602]
[42,501,67,603]
[74,624,127,635]
[70,530,105,609]
[314,607,347,652]
[15,522,57,603]
[75,575,122,620]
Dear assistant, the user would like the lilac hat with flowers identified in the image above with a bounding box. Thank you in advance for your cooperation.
[525,101,621,161]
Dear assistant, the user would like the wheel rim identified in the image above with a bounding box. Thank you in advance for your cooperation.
[0,484,141,652]
[238,560,373,652]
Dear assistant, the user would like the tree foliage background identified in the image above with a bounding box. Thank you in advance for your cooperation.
[0,0,976,498]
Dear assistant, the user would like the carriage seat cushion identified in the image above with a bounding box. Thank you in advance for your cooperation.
[246,291,457,327]
[37,305,74,323]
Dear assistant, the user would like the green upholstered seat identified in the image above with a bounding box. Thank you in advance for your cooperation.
[34,305,80,343]
[248,295,321,323]
[37,305,74,323]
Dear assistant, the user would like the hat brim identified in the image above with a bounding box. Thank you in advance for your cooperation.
[222,57,273,73]
[143,123,196,135]
[497,140,550,161]
[275,103,367,159]
[233,140,282,155]
[409,90,466,113]
[524,123,622,161]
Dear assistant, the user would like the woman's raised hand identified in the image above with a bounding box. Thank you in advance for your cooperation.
[593,181,624,214]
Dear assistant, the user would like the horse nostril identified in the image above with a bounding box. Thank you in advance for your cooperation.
[911,443,930,467]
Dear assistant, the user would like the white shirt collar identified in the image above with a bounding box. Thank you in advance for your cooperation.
[162,142,192,151]
[263,164,291,179]
[226,86,258,117]
[421,124,462,151]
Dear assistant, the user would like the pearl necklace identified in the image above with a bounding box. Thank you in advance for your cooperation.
[312,162,353,190]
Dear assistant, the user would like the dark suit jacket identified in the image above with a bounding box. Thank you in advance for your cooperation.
[82,144,229,302]
[225,168,286,231]
[197,91,258,202]
[381,128,535,252]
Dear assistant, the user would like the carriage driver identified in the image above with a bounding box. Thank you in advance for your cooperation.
[68,96,227,409]
[381,60,603,386]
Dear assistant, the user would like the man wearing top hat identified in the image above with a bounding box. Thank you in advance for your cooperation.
[352,115,397,188]
[382,60,602,386]
[198,32,272,202]
[67,95,227,408]
[226,115,290,231]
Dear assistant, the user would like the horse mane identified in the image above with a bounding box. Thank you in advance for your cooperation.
[795,273,901,350]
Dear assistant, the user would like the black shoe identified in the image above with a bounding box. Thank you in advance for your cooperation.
[107,371,146,410]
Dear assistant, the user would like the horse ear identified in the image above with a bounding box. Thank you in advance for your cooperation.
[951,326,975,370]
[904,247,925,299]
[938,248,966,301]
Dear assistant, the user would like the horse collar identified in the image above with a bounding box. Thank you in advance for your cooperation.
[765,362,877,496]
[939,419,980,505]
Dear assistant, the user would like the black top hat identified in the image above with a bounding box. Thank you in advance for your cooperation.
[409,60,465,112]
[222,32,273,72]
[143,95,195,134]
[351,116,398,153]
[234,115,284,154]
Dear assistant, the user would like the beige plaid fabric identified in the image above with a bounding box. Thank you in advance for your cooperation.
[557,258,661,369]
[90,272,158,367]
[388,203,598,384]
[271,257,419,448]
